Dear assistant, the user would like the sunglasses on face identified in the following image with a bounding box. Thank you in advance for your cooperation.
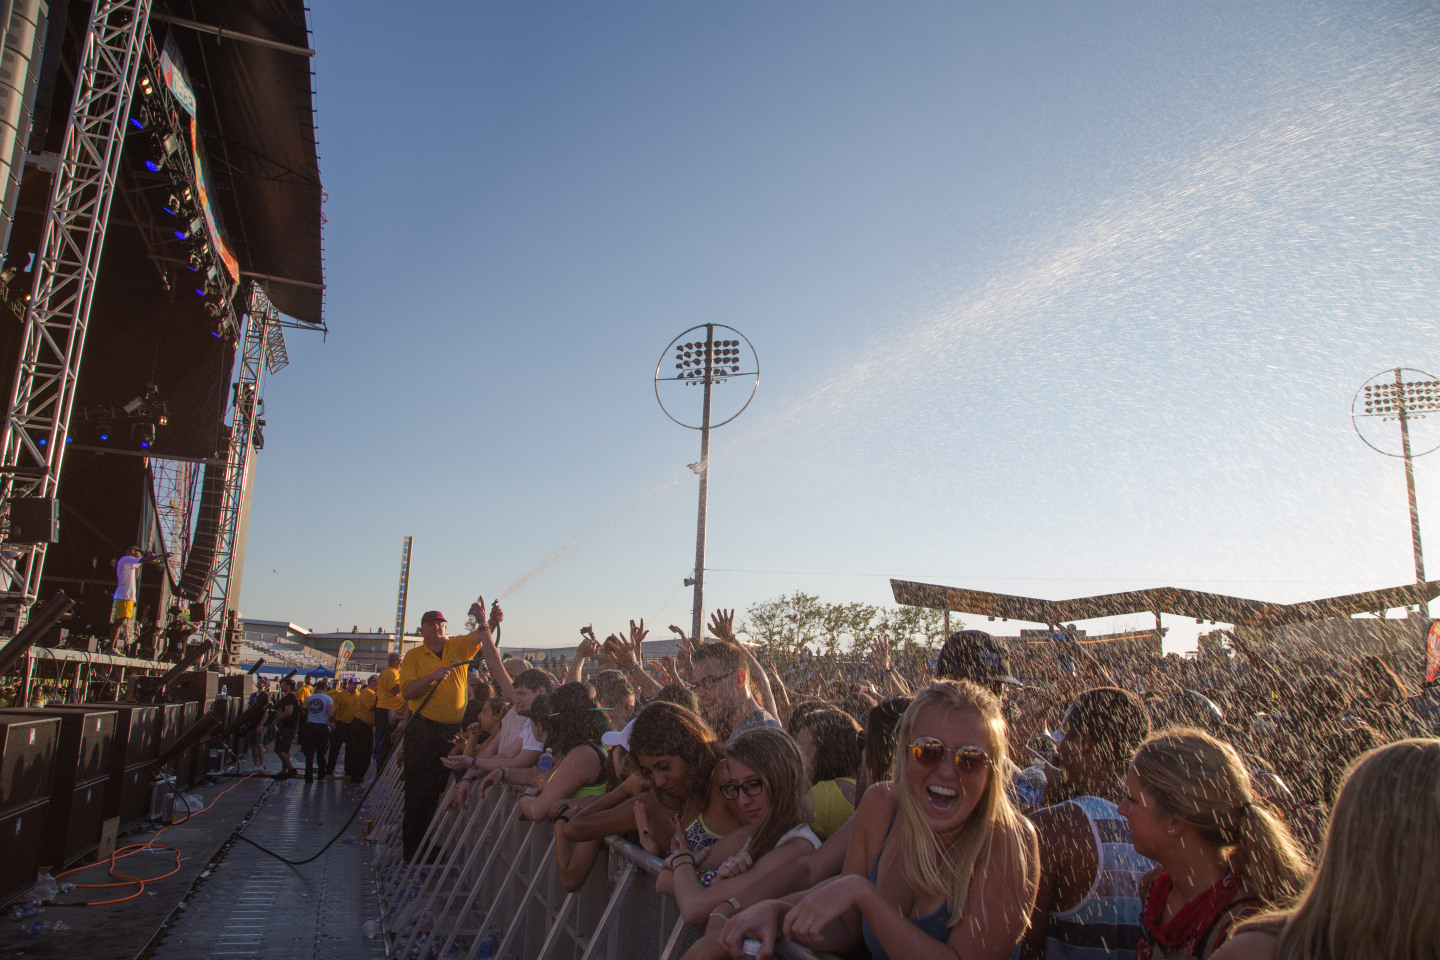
[693,671,736,691]
[909,738,991,775]
[719,778,764,800]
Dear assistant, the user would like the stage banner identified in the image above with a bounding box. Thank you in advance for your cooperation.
[189,117,240,282]
[159,31,197,116]
[1426,620,1440,684]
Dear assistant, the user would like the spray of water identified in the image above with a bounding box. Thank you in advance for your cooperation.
[496,474,685,601]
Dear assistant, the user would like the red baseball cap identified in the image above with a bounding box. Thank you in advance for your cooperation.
[420,610,446,624]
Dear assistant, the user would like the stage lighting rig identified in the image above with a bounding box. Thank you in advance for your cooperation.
[143,132,180,173]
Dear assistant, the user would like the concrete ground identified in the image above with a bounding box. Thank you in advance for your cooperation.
[2,753,385,960]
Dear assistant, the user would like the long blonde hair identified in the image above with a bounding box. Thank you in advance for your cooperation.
[1131,727,1310,905]
[1240,738,1440,960]
[891,680,1032,927]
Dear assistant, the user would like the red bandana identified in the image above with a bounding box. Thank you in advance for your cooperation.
[1137,870,1244,960]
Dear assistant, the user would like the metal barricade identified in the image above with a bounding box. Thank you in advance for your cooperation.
[365,775,840,960]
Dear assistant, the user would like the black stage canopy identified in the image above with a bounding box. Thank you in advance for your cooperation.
[159,0,325,326]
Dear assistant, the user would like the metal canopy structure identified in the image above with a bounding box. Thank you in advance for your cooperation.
[890,577,1440,630]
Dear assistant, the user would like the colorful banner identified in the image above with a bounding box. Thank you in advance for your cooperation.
[1426,620,1440,684]
[159,31,196,116]
[189,117,240,283]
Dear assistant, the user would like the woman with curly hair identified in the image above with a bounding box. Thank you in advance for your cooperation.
[660,727,819,925]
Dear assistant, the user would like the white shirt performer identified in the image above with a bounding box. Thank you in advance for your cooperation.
[110,546,166,653]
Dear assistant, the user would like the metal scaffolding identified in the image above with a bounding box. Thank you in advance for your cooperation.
[149,456,197,583]
[0,0,153,629]
[200,281,275,664]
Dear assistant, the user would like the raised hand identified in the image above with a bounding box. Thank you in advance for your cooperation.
[657,655,680,685]
[628,619,649,662]
[708,608,737,643]
[604,634,636,670]
[488,600,504,631]
[870,636,892,672]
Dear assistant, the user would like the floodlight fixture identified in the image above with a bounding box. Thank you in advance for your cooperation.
[1352,367,1440,584]
[654,324,760,640]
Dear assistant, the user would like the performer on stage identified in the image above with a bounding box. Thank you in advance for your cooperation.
[109,546,166,654]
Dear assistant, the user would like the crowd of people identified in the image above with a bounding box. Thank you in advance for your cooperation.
[381,595,1440,960]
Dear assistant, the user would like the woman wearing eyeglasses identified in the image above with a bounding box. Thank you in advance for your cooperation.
[658,727,820,929]
[719,680,1040,960]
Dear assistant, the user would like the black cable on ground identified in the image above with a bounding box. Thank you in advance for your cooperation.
[230,647,495,868]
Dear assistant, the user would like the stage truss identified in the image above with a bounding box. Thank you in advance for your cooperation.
[0,0,154,629]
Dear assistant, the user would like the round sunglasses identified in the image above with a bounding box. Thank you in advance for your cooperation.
[909,737,991,775]
[719,778,765,800]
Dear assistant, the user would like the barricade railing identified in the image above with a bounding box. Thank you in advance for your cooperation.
[365,763,838,960]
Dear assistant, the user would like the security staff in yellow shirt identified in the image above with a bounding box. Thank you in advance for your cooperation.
[326,679,357,778]
[350,677,377,782]
[374,652,405,764]
[396,598,503,861]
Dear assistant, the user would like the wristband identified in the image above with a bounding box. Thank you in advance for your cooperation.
[499,768,509,785]
[461,776,476,784]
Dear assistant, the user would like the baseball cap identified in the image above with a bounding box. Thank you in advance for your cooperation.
[420,610,447,624]
[936,630,1021,687]
[601,717,635,752]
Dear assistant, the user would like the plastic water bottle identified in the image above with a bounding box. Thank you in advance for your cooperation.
[742,938,764,957]
[1012,763,1048,810]
[536,752,555,774]
[476,934,496,959]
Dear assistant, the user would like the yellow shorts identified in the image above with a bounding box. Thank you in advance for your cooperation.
[112,599,135,621]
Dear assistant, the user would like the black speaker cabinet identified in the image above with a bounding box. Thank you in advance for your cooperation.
[45,776,109,868]
[171,670,219,704]
[9,496,58,544]
[78,704,159,768]
[0,707,113,792]
[0,801,49,906]
[0,715,59,816]
[217,674,255,702]
[158,702,185,752]
[111,765,153,830]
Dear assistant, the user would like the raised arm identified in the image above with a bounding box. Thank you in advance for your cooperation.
[604,622,662,697]
[711,609,777,717]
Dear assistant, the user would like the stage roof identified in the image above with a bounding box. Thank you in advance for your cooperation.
[890,578,1440,629]
[163,0,325,325]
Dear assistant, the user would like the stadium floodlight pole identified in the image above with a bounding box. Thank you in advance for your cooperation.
[1352,367,1440,584]
[655,325,759,640]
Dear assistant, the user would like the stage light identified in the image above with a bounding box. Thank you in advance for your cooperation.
[143,133,180,173]
[129,116,146,131]
[163,193,181,215]
[139,73,154,97]
[99,432,108,441]
[37,438,44,446]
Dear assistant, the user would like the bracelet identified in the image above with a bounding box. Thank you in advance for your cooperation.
[461,776,476,784]
[470,757,478,769]
[669,854,695,867]
[499,768,509,785]
[708,911,733,922]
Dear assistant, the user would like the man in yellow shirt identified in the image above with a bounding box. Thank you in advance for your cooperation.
[374,652,405,764]
[327,679,357,779]
[396,599,502,860]
[350,677,377,783]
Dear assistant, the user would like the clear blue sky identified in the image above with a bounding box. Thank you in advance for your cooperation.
[237,0,1440,652]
